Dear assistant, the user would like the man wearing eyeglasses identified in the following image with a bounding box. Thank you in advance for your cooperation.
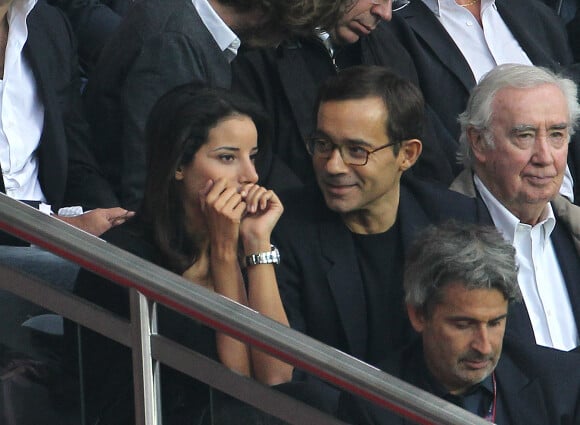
[232,0,458,193]
[272,66,482,414]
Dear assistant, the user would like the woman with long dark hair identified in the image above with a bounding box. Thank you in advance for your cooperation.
[72,82,291,424]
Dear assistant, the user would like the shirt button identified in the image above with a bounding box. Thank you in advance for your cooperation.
[466,21,473,26]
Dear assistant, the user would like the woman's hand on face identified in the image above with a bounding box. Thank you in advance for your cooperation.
[199,178,246,249]
[239,184,283,250]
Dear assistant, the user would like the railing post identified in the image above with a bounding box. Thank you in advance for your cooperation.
[130,289,161,425]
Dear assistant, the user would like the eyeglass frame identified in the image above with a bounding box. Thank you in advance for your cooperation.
[371,0,411,12]
[306,137,401,166]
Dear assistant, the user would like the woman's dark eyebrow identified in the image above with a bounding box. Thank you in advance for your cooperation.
[211,146,259,153]
[211,146,240,152]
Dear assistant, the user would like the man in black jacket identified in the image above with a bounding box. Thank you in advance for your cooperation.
[339,222,580,425]
[273,66,482,414]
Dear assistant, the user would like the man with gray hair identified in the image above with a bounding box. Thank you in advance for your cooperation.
[339,221,580,425]
[451,63,580,351]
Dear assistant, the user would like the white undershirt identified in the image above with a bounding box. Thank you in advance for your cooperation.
[192,0,240,62]
[475,174,579,351]
[0,0,45,202]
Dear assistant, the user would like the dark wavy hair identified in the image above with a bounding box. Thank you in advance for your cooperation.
[220,0,353,45]
[140,82,270,273]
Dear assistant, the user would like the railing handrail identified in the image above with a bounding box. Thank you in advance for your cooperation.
[0,193,489,425]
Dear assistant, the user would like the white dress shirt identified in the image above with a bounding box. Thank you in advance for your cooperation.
[0,0,45,202]
[475,174,579,351]
[422,0,532,82]
[192,0,240,63]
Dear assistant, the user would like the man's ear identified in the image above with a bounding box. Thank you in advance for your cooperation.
[399,139,422,171]
[406,303,426,333]
[175,167,184,181]
[467,127,488,163]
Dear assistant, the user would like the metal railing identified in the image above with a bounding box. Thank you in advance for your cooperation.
[0,193,489,425]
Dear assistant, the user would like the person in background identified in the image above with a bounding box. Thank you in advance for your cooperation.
[339,221,580,425]
[0,0,130,286]
[73,82,292,425]
[389,0,580,202]
[84,0,356,210]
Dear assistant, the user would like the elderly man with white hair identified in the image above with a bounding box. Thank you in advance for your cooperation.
[451,63,580,352]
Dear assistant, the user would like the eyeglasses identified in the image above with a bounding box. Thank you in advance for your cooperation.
[306,138,399,166]
[371,0,411,12]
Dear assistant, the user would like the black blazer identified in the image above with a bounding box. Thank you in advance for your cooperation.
[14,1,117,210]
[47,0,132,71]
[390,0,573,140]
[84,0,231,210]
[339,337,580,425]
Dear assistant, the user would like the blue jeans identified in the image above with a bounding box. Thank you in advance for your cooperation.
[0,246,79,354]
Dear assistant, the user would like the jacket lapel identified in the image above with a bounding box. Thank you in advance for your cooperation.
[319,216,368,360]
[496,0,561,68]
[23,9,67,207]
[495,350,549,425]
[276,41,325,143]
[397,1,475,91]
[551,195,580,254]
[550,217,580,331]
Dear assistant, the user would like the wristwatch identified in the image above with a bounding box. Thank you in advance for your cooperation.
[245,244,280,266]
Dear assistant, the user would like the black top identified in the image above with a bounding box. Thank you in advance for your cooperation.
[352,219,410,364]
[68,216,218,425]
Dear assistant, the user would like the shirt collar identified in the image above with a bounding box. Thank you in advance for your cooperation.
[8,0,38,31]
[474,173,556,243]
[421,0,496,17]
[191,0,240,57]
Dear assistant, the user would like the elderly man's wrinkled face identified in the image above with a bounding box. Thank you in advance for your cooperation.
[472,84,570,225]
[407,282,508,395]
[330,0,392,45]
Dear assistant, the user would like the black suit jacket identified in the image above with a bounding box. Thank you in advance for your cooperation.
[232,23,457,191]
[273,177,483,411]
[568,5,580,61]
[84,0,231,210]
[339,337,580,425]
[12,1,117,210]
[390,0,573,140]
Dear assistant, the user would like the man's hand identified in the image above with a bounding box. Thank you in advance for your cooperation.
[57,208,135,236]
